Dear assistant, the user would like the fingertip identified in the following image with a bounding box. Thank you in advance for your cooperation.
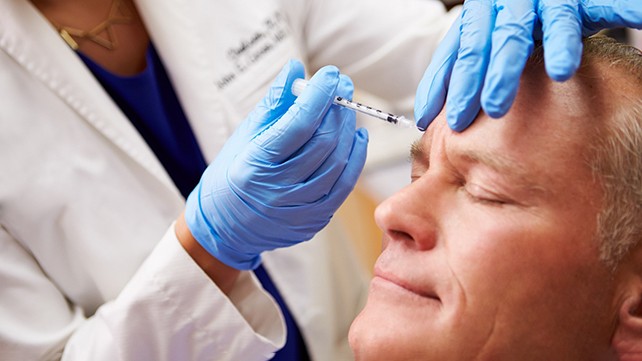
[287,58,305,75]
[547,69,574,82]
[484,106,507,119]
[415,102,437,132]
[303,66,341,101]
[339,73,353,86]
[357,127,369,143]
[446,101,479,132]
[481,93,509,119]
[414,101,441,132]
[313,65,341,82]
[414,105,426,129]
[545,56,580,82]
[414,112,433,131]
[336,74,354,99]
[543,38,582,82]
[277,59,305,87]
[283,63,305,103]
[447,114,470,133]
[292,66,342,120]
[256,59,305,122]
[413,19,460,134]
[538,3,583,80]
[480,73,519,120]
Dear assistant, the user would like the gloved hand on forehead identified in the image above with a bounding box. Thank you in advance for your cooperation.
[414,0,642,132]
[185,59,368,270]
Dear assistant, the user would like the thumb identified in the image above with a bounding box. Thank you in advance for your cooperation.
[241,59,306,137]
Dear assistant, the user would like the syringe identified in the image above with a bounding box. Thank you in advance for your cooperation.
[291,78,416,129]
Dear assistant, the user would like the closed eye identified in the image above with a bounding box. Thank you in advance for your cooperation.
[462,183,511,206]
[410,160,429,183]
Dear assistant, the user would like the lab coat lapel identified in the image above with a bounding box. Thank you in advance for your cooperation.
[135,0,238,164]
[0,0,177,192]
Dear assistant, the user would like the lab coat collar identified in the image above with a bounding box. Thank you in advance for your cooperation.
[0,0,177,192]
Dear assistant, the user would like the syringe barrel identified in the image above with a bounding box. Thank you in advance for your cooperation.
[291,78,417,130]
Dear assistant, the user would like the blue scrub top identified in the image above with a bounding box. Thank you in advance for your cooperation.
[78,44,310,361]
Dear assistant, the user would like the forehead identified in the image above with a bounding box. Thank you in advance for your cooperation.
[418,79,604,198]
[416,59,624,211]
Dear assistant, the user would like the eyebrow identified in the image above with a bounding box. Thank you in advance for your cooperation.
[410,139,427,163]
[455,146,551,195]
[410,129,432,164]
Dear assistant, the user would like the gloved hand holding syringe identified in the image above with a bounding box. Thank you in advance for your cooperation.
[292,78,416,129]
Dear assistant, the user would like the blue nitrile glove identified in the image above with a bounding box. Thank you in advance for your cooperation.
[184,59,368,270]
[415,0,642,132]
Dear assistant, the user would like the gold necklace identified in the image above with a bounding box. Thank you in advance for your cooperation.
[55,0,133,51]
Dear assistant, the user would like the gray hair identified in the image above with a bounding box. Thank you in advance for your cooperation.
[576,36,642,269]
[527,36,642,269]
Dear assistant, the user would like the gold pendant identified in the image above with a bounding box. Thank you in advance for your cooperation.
[56,0,133,51]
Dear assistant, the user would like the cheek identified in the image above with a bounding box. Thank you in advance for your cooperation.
[443,210,614,357]
[453,212,598,287]
[444,210,537,285]
[445,205,588,284]
[450,220,589,317]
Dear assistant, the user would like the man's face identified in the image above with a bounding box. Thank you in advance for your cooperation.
[349,68,621,360]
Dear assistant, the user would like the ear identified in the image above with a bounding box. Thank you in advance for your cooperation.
[612,284,642,360]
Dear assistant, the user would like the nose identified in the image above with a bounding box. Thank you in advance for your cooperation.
[374,176,440,251]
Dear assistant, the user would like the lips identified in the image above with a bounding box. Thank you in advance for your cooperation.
[373,268,441,302]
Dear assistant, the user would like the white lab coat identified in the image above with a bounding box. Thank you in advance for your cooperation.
[0,0,457,360]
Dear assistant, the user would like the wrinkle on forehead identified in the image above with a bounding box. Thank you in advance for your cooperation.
[445,142,551,197]
[415,120,552,197]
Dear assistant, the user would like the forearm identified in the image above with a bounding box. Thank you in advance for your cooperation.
[175,212,240,295]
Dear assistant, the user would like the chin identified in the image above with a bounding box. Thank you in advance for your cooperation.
[349,307,401,361]
[348,285,443,361]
